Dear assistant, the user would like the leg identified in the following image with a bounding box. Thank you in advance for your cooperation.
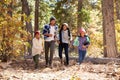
[45,41,50,66]
[78,50,83,64]
[33,54,39,69]
[49,41,55,66]
[64,43,69,65]
[59,43,63,64]
[82,51,87,61]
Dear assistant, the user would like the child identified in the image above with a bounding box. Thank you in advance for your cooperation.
[74,28,90,64]
[32,31,43,69]
[58,23,71,66]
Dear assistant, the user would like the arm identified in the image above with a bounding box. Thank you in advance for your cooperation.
[42,25,52,37]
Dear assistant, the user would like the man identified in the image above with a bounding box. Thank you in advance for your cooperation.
[42,16,58,68]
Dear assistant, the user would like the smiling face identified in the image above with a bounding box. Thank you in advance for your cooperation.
[35,33,40,39]
[63,25,67,31]
[50,20,56,26]
[80,31,85,37]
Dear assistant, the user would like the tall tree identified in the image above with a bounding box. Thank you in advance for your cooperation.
[21,0,33,55]
[102,0,118,57]
[34,0,39,32]
[115,0,120,20]
[77,0,83,29]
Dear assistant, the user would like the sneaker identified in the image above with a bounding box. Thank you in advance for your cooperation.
[45,64,49,67]
[76,62,81,65]
[60,59,63,65]
[49,64,53,69]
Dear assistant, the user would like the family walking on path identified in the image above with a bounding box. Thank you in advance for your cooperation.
[32,16,90,69]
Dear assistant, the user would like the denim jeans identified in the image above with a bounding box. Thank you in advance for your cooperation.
[78,50,86,63]
[59,43,69,65]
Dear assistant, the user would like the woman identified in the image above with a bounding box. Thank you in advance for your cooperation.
[58,23,71,66]
[32,31,43,69]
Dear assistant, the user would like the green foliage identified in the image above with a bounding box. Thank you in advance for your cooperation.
[39,0,52,29]
[52,0,77,29]
[78,8,90,23]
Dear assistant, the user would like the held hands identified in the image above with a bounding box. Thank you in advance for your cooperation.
[41,49,44,54]
[57,40,60,44]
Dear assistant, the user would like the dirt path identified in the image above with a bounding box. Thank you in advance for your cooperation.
[0,58,120,80]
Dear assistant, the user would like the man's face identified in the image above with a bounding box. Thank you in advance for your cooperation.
[50,20,56,25]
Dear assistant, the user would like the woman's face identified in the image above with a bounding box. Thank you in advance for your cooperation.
[80,32,85,37]
[63,25,67,30]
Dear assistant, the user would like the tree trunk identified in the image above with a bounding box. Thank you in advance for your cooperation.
[76,0,83,54]
[115,0,120,20]
[102,0,118,58]
[21,0,33,55]
[103,19,107,57]
[34,0,39,32]
[77,0,83,29]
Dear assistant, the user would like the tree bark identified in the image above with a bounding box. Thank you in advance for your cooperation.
[115,0,120,20]
[103,18,107,57]
[102,0,118,58]
[34,0,39,32]
[21,0,33,55]
[77,0,83,29]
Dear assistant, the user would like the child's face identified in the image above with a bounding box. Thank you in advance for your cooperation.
[63,25,67,30]
[35,34,40,39]
[80,32,85,37]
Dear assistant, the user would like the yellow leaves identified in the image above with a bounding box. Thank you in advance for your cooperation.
[71,76,81,80]
[0,1,33,60]
[0,21,8,26]
[115,21,120,51]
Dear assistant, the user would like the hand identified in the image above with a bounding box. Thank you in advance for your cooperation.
[82,45,86,48]
[48,34,52,37]
[57,41,60,44]
[41,50,44,54]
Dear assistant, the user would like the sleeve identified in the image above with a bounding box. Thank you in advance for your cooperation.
[73,37,79,46]
[56,34,60,40]
[85,37,90,48]
[70,33,73,41]
[42,25,48,35]
[55,25,59,39]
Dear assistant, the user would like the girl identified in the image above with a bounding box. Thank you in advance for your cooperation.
[32,31,43,69]
[58,23,71,66]
[74,28,90,64]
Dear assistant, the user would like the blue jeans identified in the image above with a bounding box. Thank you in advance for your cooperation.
[78,50,87,63]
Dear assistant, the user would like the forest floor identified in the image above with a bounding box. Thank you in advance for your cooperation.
[0,48,120,80]
[0,56,120,80]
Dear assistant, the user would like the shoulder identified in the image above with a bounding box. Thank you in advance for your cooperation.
[54,25,58,29]
[84,35,89,37]
[33,38,37,41]
[44,24,50,29]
